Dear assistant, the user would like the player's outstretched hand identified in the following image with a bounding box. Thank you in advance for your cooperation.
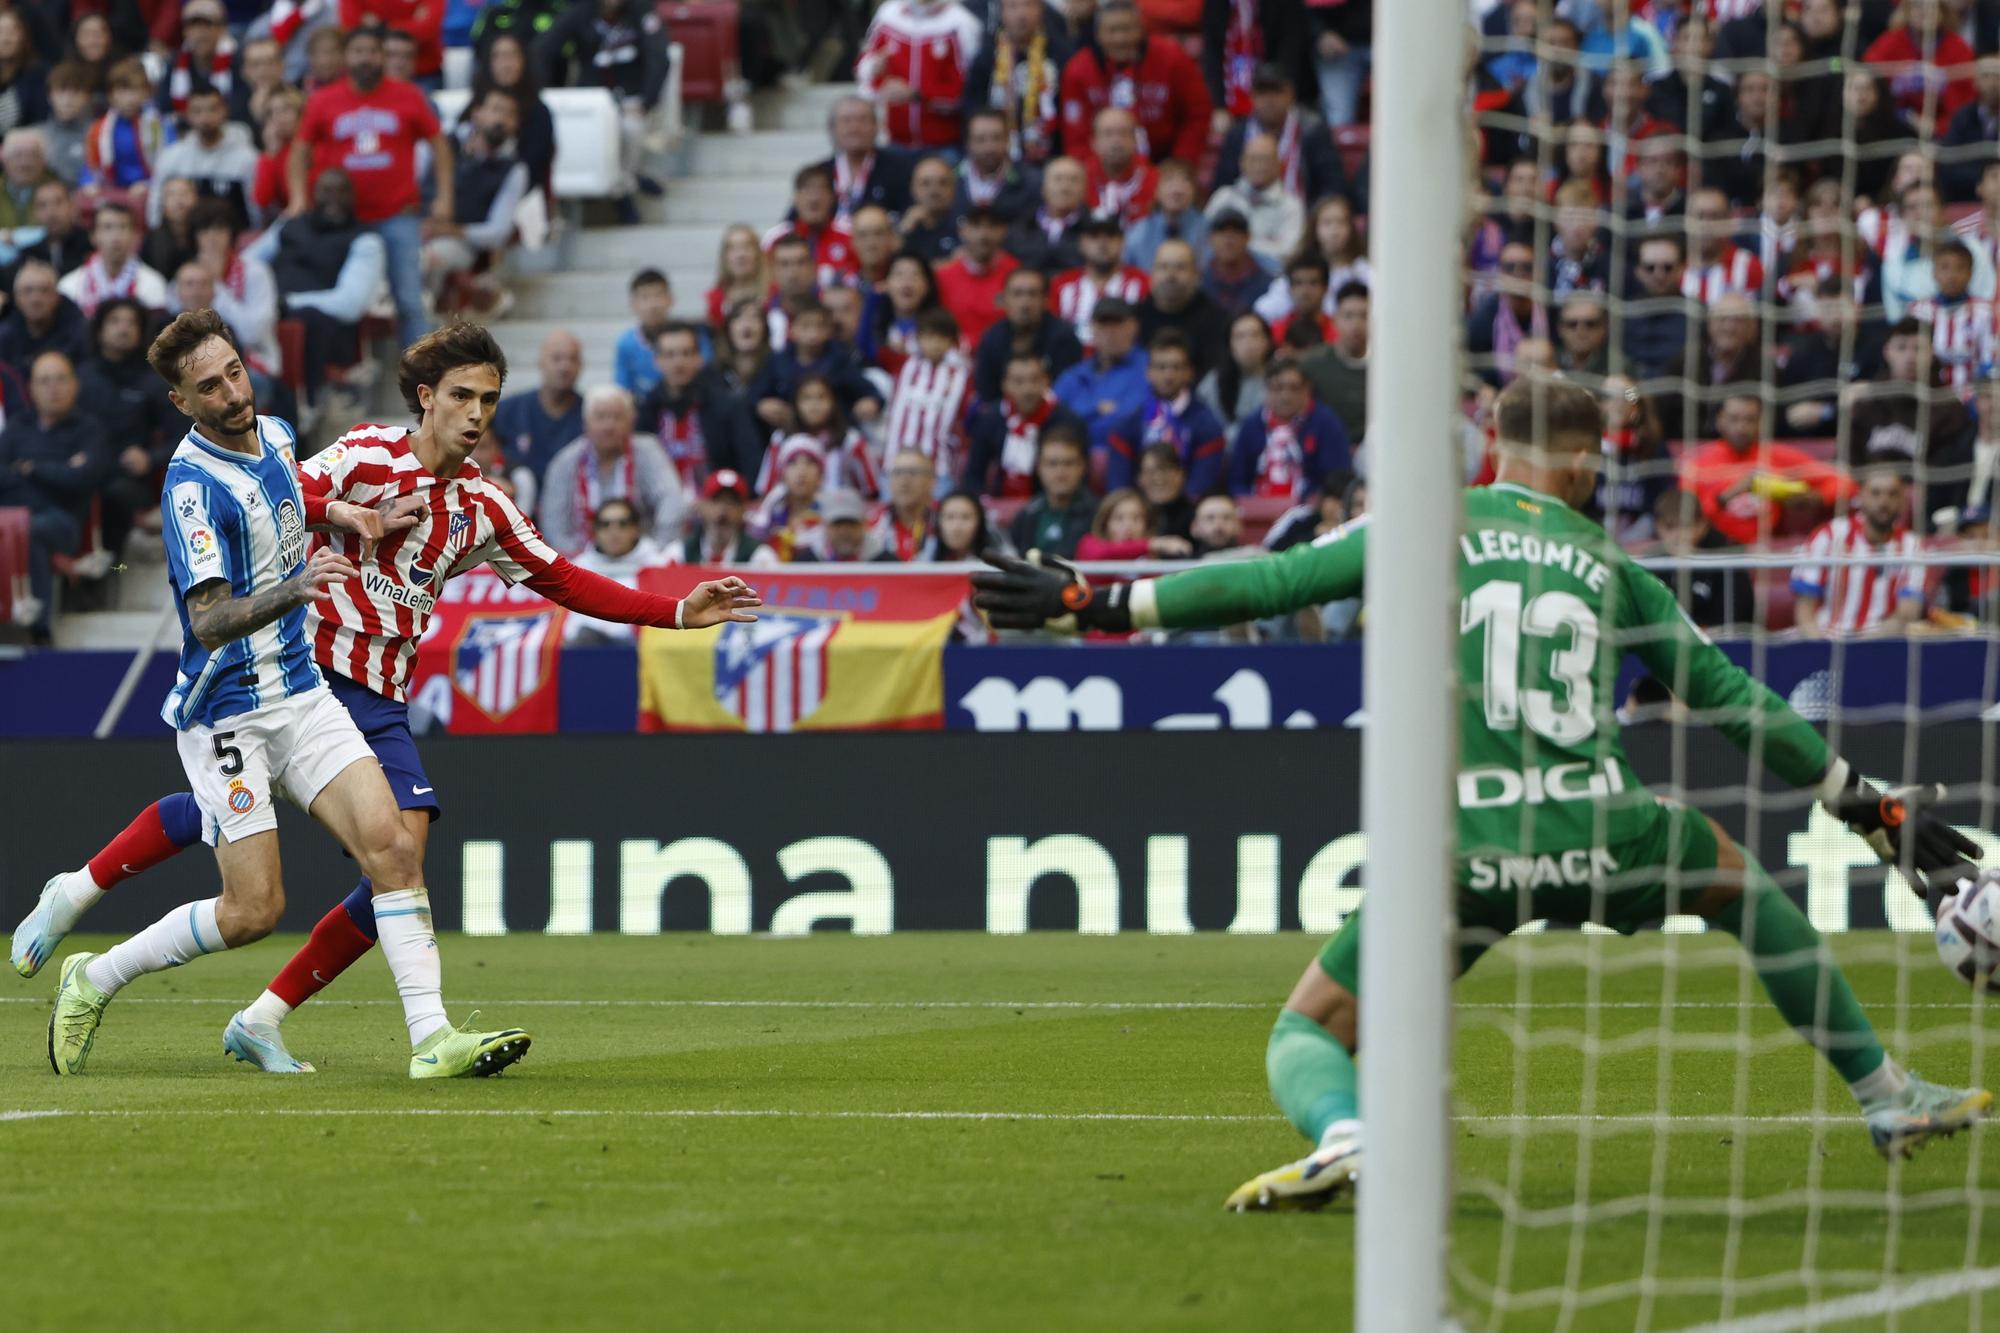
[1829,773,1984,898]
[970,550,1133,633]
[680,576,762,629]
[295,548,359,601]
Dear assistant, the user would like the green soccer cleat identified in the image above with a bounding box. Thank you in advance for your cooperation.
[409,1012,532,1080]
[13,872,81,978]
[47,953,110,1076]
[1225,1122,1363,1213]
[223,1011,315,1074]
[1864,1075,1993,1161]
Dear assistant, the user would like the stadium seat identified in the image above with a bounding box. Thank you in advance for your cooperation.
[0,504,28,626]
[433,86,626,200]
[661,2,740,105]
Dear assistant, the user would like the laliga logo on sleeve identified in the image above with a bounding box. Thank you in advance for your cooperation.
[188,527,216,560]
[226,779,256,814]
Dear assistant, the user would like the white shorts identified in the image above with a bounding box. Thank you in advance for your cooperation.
[175,687,376,846]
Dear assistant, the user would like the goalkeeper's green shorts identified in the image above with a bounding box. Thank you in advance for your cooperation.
[1316,799,1724,994]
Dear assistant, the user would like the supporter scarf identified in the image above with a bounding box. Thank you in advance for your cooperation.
[1223,0,1262,119]
[90,108,163,184]
[993,32,1053,161]
[576,444,637,534]
[834,152,875,220]
[1273,110,1303,198]
[269,0,331,47]
[170,37,235,115]
[883,509,927,561]
[73,254,143,312]
[1096,166,1142,221]
[656,393,708,486]
[1603,427,1637,456]
[1141,393,1193,450]
[1037,207,1076,243]
[1254,408,1306,499]
[1000,395,1056,494]
[963,162,1002,206]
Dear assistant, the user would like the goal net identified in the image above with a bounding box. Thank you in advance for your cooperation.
[1436,3,2000,1327]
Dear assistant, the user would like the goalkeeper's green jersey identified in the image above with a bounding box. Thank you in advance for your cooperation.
[1145,481,1831,854]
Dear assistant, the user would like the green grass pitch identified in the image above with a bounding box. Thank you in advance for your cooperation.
[1,931,1994,1332]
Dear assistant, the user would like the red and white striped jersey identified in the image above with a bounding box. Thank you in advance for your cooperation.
[882,351,972,481]
[1792,516,1925,634]
[755,427,880,499]
[1953,211,2000,281]
[299,424,562,700]
[1050,265,1151,346]
[1681,244,1765,305]
[1909,294,1997,393]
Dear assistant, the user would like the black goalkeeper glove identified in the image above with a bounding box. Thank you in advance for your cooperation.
[969,550,1135,633]
[1822,762,1983,900]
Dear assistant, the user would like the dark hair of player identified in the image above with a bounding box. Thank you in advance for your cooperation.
[146,307,237,388]
[1494,374,1603,449]
[398,320,508,419]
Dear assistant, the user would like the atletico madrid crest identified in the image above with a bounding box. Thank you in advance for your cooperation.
[713,614,839,733]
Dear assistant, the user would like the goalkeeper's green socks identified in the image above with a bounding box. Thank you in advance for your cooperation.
[1711,857,1904,1099]
[1267,1008,1359,1143]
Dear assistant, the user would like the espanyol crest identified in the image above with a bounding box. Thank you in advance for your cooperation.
[713,614,839,733]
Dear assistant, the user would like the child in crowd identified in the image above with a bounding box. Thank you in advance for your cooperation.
[1077,487,1192,560]
[751,434,830,561]
[757,375,879,499]
[43,61,94,186]
[615,268,675,397]
[750,298,883,432]
[84,58,168,206]
[883,307,972,488]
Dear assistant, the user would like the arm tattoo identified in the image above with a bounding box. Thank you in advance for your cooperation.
[185,577,308,651]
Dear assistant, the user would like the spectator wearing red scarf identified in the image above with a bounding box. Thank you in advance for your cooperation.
[1060,0,1211,166]
[1083,107,1158,226]
[1226,355,1349,498]
[962,351,1086,497]
[1201,0,1308,133]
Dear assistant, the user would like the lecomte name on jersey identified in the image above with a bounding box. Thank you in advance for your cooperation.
[1459,526,1614,594]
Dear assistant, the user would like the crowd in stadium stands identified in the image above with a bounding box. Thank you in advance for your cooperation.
[4,0,2000,647]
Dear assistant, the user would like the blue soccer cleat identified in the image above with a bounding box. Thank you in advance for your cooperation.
[223,1011,316,1074]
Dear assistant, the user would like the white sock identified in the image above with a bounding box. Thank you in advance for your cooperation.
[1318,1118,1363,1150]
[243,989,292,1027]
[49,867,106,935]
[1851,1056,1910,1107]
[372,888,448,1046]
[83,898,224,998]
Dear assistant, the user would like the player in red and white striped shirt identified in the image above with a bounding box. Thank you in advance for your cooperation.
[1051,214,1151,351]
[882,308,973,485]
[24,323,761,1072]
[1791,465,1927,636]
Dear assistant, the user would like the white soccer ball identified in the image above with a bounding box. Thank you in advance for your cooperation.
[1935,869,2000,995]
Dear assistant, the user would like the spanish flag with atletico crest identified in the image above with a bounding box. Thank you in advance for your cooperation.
[636,566,966,732]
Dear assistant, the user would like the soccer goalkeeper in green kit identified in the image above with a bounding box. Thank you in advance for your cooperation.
[970,376,1990,1212]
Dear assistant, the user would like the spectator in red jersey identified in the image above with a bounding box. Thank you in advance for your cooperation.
[862,250,941,377]
[1005,153,1089,272]
[1006,422,1095,556]
[963,350,1086,495]
[1205,134,1303,266]
[638,321,763,490]
[884,306,974,486]
[708,223,773,334]
[535,0,671,223]
[1137,238,1229,378]
[971,264,1083,400]
[954,107,1043,226]
[538,383,688,556]
[1052,213,1150,349]
[1680,392,1853,546]
[936,203,1021,347]
[665,469,782,567]
[1084,106,1156,226]
[1079,485,1192,559]
[1213,61,1347,209]
[961,0,1068,165]
[1105,327,1226,491]
[813,94,915,221]
[1227,353,1348,499]
[1792,461,1926,636]
[758,373,878,498]
[340,0,444,87]
[898,154,963,264]
[1863,0,1975,136]
[251,85,303,221]
[1623,134,1685,227]
[1267,253,1331,348]
[751,299,883,434]
[870,448,938,560]
[857,0,983,152]
[1682,185,1765,304]
[764,164,859,288]
[1060,0,1210,167]
[290,23,449,348]
[157,0,231,127]
[1465,239,1547,388]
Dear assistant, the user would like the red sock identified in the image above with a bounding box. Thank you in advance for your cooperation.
[268,902,377,1009]
[86,799,195,890]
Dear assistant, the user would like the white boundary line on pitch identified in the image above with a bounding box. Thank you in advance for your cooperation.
[1671,1265,2000,1333]
[0,997,1984,1011]
[0,1108,1888,1127]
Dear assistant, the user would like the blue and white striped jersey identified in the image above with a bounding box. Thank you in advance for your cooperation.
[159,415,323,729]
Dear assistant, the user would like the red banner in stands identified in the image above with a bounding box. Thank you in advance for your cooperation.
[408,570,566,734]
[638,564,969,621]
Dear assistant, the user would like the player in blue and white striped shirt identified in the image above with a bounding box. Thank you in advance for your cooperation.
[43,310,531,1080]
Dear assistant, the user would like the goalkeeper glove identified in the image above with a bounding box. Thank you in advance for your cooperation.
[1822,761,1984,898]
[969,551,1136,633]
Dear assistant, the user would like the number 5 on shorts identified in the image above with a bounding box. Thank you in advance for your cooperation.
[212,731,244,777]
